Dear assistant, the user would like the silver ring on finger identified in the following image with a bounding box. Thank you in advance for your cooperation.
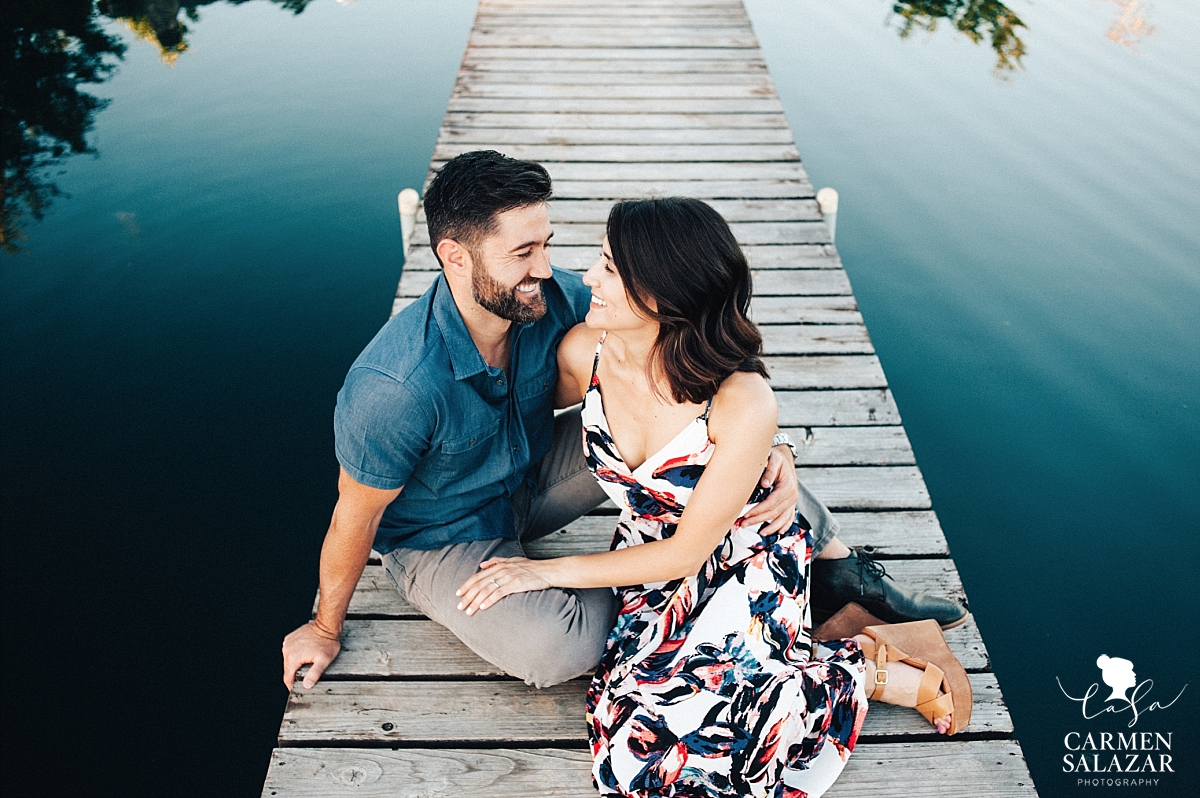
[491,578,499,587]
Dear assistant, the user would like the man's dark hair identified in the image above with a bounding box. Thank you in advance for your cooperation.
[606,197,768,405]
[423,150,553,264]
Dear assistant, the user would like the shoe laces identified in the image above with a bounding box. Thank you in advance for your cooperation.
[852,546,887,594]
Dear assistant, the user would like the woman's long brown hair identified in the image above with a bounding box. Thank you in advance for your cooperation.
[606,198,768,405]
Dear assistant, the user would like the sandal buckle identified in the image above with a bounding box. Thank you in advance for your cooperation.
[874,669,889,686]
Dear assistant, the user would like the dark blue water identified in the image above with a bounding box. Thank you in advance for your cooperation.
[3,1,1197,796]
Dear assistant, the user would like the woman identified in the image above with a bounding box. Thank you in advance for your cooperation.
[458,198,968,797]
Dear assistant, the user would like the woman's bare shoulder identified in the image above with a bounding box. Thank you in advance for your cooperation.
[558,323,604,373]
[709,371,776,434]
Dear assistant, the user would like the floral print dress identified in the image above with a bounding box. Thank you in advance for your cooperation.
[582,335,868,798]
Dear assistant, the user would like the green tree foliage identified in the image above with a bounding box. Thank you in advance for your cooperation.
[892,0,1028,73]
[1,0,125,254]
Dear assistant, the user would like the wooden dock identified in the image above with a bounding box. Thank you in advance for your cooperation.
[262,1,1037,795]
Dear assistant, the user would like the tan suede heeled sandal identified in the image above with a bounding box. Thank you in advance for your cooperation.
[858,619,973,735]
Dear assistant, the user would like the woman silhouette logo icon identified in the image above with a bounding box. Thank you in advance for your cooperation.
[1096,654,1137,706]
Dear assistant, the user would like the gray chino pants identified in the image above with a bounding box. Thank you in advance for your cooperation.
[382,408,839,688]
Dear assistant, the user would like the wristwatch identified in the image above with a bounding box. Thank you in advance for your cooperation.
[772,432,799,459]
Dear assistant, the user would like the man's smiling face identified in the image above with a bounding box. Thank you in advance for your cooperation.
[469,203,554,324]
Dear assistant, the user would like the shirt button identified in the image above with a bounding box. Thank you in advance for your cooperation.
[496,378,504,385]
[469,439,476,446]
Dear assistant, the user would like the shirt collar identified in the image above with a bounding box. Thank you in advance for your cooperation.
[431,273,493,381]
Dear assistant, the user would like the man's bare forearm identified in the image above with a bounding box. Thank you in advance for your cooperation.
[311,513,380,636]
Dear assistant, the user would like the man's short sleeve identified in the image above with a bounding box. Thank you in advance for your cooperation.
[334,367,433,490]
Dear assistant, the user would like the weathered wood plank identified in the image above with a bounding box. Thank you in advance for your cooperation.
[525,197,819,222]
[440,127,796,146]
[454,70,771,86]
[322,612,985,678]
[392,294,861,326]
[464,46,764,62]
[798,466,931,510]
[412,221,825,248]
[453,83,779,101]
[396,268,849,299]
[433,143,800,164]
[445,97,785,114]
[761,325,873,355]
[548,179,813,200]
[475,11,751,24]
[782,425,916,466]
[753,269,851,295]
[440,112,787,129]
[527,509,948,557]
[336,558,968,621]
[261,741,1036,798]
[463,58,768,74]
[468,32,760,49]
[833,510,949,555]
[776,389,900,426]
[278,673,1005,745]
[752,296,862,324]
[483,0,747,8]
[764,355,887,390]
[532,510,948,557]
[428,160,810,183]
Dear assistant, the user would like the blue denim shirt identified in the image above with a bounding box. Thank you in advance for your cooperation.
[334,268,591,553]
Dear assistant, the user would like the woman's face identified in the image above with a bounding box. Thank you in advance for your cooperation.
[582,236,656,332]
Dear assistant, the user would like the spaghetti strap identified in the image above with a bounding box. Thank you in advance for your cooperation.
[699,396,714,420]
[590,330,607,382]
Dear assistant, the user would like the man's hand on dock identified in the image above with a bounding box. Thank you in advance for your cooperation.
[282,620,341,690]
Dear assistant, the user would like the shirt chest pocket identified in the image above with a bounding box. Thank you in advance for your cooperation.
[440,419,502,456]
[515,368,556,403]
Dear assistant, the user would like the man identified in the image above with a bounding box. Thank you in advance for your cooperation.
[282,151,964,691]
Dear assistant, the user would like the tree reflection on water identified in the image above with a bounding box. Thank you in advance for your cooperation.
[1,1,124,254]
[890,0,1028,74]
[0,0,311,254]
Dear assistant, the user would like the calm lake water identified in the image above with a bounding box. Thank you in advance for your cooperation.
[2,1,1197,796]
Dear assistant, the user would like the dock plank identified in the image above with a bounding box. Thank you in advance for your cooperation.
[440,127,796,145]
[763,355,887,389]
[760,325,873,355]
[397,269,850,301]
[441,112,788,129]
[453,83,780,100]
[333,558,969,621]
[261,741,1035,798]
[782,425,916,466]
[320,613,986,678]
[433,143,801,164]
[776,389,899,426]
[278,673,1006,745]
[412,221,827,246]
[752,296,862,324]
[538,198,821,222]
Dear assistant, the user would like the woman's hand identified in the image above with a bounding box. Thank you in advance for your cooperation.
[456,556,553,615]
[740,445,799,535]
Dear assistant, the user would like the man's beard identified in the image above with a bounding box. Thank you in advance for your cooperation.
[471,264,547,324]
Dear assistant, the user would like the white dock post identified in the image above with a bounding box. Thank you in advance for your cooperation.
[816,186,839,243]
[398,188,420,253]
